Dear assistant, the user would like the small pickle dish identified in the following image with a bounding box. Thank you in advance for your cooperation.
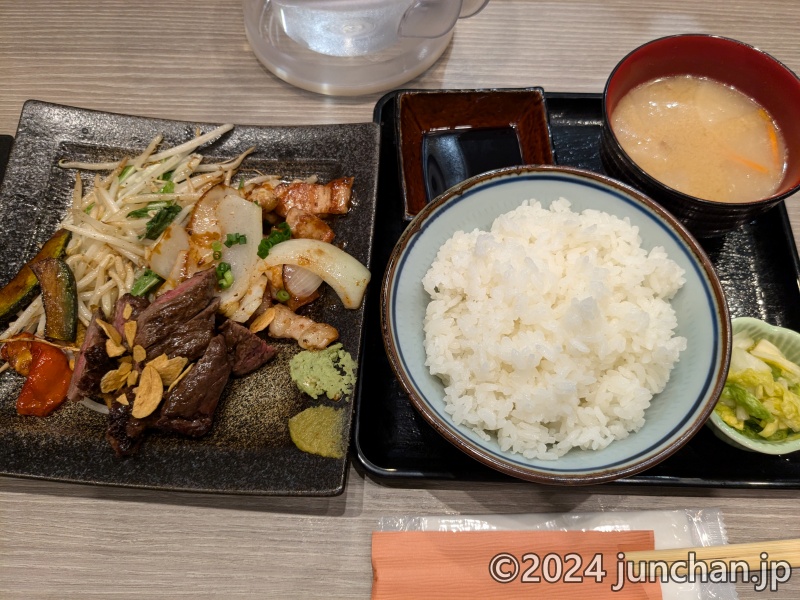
[709,317,800,455]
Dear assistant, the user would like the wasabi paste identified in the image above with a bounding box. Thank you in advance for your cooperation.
[289,343,356,400]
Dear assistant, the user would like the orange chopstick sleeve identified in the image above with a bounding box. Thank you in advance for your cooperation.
[372,529,662,600]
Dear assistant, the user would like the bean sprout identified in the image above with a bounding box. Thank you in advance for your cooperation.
[1,124,238,341]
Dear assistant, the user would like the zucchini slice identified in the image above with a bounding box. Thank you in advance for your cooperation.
[30,257,78,342]
[0,229,72,327]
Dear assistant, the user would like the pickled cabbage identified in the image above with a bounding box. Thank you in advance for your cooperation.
[716,332,800,440]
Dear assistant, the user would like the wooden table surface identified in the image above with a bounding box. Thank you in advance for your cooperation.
[1,1,799,598]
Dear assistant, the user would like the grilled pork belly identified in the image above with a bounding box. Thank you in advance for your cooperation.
[267,304,338,350]
[285,207,335,243]
[251,176,353,218]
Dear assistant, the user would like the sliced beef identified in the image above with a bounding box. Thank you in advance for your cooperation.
[156,335,231,437]
[102,269,281,455]
[112,293,150,334]
[144,297,219,362]
[219,319,277,376]
[67,311,115,401]
[105,390,151,457]
[133,268,216,350]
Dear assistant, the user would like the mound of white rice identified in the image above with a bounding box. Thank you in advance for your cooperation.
[422,198,688,460]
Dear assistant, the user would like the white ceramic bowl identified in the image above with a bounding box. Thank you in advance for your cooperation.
[708,317,800,455]
[381,165,731,485]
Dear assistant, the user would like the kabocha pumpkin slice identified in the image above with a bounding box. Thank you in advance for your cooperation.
[0,229,71,326]
[29,257,78,342]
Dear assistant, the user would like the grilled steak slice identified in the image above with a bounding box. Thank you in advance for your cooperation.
[67,311,114,401]
[156,335,231,437]
[133,268,216,350]
[219,319,277,376]
[112,293,150,335]
[105,390,151,457]
[144,297,219,362]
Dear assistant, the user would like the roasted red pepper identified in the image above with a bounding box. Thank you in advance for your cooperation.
[14,340,72,417]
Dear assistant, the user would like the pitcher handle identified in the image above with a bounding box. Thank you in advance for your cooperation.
[399,0,488,39]
[459,0,490,18]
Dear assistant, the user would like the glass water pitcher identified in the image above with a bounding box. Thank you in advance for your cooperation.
[243,0,491,96]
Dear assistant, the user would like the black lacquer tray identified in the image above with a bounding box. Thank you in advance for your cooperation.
[353,90,800,488]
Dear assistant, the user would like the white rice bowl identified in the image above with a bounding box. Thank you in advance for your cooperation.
[382,166,729,484]
[422,198,687,460]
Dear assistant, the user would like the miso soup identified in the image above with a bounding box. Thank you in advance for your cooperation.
[611,75,787,203]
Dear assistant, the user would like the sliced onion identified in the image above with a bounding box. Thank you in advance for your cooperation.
[228,273,268,323]
[283,264,323,299]
[149,222,190,279]
[261,239,370,309]
[78,397,109,415]
[215,190,265,321]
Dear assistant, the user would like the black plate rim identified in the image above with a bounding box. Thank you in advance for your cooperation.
[0,100,381,496]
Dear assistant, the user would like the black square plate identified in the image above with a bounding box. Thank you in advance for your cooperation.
[0,100,379,495]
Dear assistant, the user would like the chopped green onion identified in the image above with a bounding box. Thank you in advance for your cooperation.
[238,178,245,190]
[130,269,164,297]
[162,170,174,181]
[224,232,247,247]
[143,203,182,240]
[257,222,291,259]
[159,180,175,194]
[216,262,234,289]
[83,202,95,214]
[276,289,290,303]
[119,165,135,181]
[127,201,170,219]
[211,240,223,260]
